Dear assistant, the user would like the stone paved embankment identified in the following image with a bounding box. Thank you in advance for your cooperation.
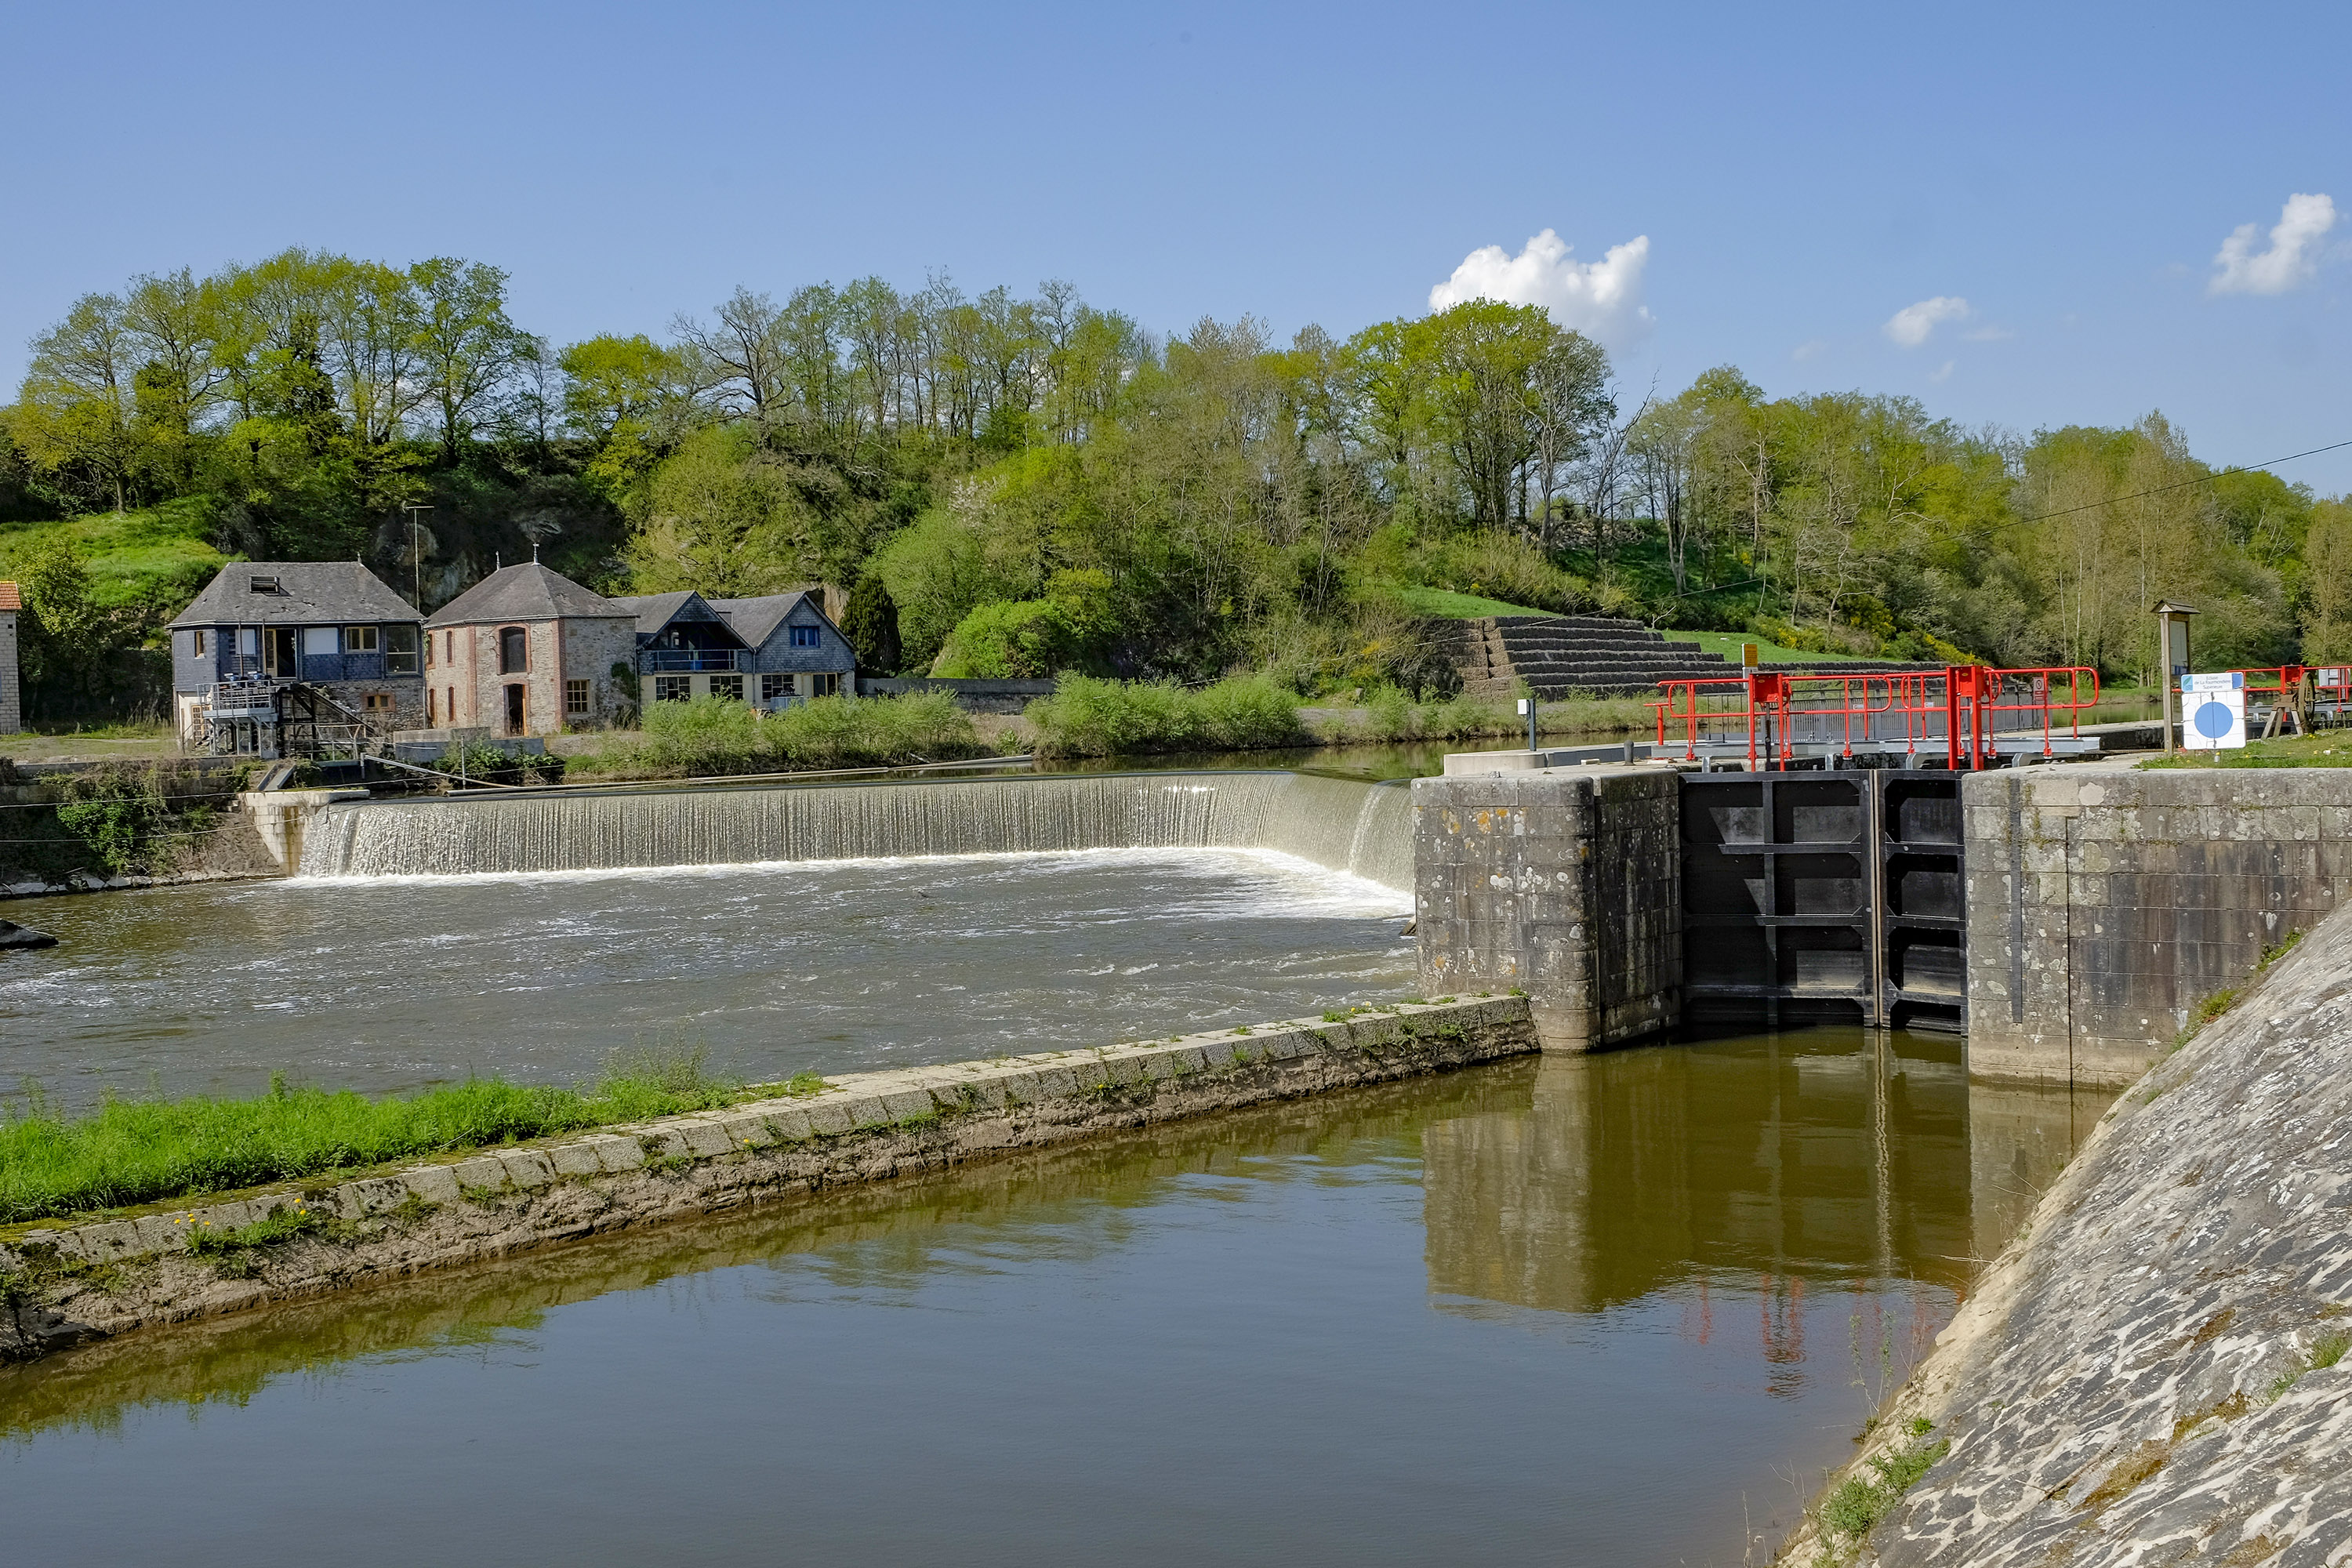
[1777,902,2352,1566]
[0,996,1534,1364]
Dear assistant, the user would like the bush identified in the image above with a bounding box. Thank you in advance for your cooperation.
[932,598,1081,677]
[570,691,982,779]
[1025,673,1308,758]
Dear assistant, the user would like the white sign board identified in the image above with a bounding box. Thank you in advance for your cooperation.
[2180,671,2244,693]
[2181,687,2246,750]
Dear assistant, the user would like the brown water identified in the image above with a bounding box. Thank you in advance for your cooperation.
[0,1031,2110,1566]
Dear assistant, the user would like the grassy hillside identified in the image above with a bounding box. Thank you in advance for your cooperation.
[1388,585,1556,619]
[0,499,227,618]
[1661,628,1850,665]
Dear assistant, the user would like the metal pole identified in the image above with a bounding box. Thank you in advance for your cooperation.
[1526,695,1538,753]
[2158,608,2175,754]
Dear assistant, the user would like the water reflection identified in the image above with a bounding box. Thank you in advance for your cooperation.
[0,1038,2113,1568]
[1423,1032,2107,1395]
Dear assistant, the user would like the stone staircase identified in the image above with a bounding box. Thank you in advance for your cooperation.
[1444,615,1938,699]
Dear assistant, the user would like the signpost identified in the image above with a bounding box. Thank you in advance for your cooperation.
[2152,601,2199,753]
[2180,670,2246,752]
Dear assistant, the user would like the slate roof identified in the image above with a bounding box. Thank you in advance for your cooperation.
[706,592,818,649]
[605,592,749,645]
[169,562,419,629]
[425,562,630,627]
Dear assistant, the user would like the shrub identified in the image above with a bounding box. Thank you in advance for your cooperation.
[932,598,1081,677]
[1025,673,1308,757]
[569,691,982,779]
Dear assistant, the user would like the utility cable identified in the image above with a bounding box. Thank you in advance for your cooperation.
[1657,435,2352,602]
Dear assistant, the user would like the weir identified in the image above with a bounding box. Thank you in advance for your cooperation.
[298,770,1414,891]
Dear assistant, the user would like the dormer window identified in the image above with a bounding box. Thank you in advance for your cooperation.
[250,575,281,593]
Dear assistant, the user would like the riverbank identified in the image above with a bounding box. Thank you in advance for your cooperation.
[1774,899,2352,1565]
[0,996,1530,1363]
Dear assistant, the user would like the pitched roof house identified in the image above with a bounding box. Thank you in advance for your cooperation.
[423,562,638,737]
[607,589,855,707]
[167,562,425,743]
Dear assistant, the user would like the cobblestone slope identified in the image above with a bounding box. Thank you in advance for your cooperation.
[1780,904,2352,1566]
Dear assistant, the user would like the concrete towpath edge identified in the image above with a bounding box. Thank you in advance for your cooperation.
[0,995,1534,1364]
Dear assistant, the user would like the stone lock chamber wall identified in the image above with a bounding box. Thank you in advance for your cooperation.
[1411,768,1682,1051]
[1961,762,2352,1087]
[1415,761,2352,1083]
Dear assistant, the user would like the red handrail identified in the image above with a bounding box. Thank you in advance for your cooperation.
[1650,665,2100,768]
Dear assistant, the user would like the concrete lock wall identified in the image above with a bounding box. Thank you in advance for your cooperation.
[1411,768,1682,1051]
[1962,763,2352,1086]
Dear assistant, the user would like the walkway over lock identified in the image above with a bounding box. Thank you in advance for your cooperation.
[1650,665,2103,769]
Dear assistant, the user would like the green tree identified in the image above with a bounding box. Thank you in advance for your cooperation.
[840,572,904,674]
[624,426,816,594]
[408,257,526,463]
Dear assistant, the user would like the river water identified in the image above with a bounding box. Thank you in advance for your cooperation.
[0,1033,2110,1566]
[0,847,1414,1112]
[0,775,2112,1560]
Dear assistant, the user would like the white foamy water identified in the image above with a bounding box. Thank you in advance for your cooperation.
[1,843,1414,1114]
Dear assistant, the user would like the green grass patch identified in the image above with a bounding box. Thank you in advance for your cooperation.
[1660,628,1855,666]
[1023,673,1308,758]
[0,498,227,615]
[1323,686,1653,743]
[0,1048,754,1225]
[1388,584,1557,620]
[1817,1428,1951,1546]
[2138,731,2352,770]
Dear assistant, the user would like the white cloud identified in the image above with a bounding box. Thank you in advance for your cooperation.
[1883,296,1969,347]
[1791,338,1827,361]
[2209,193,2337,296]
[1929,360,1956,383]
[1428,228,1654,349]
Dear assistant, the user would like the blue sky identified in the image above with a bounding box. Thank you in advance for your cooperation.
[5,0,2347,489]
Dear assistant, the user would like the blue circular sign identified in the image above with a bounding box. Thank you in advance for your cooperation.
[2192,699,2235,739]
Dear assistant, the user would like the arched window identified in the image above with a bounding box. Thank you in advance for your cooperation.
[499,626,528,674]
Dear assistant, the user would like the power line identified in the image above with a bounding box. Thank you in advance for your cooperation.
[1661,434,2352,602]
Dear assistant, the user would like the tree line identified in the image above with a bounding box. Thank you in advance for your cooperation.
[3,245,2344,719]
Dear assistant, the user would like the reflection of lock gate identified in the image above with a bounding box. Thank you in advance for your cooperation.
[1650,666,2103,771]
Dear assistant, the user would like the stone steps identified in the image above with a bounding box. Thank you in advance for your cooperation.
[1445,612,1944,698]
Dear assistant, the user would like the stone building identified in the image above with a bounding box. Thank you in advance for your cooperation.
[168,562,426,746]
[423,562,639,737]
[0,581,19,735]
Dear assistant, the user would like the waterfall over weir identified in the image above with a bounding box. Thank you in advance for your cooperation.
[299,771,1414,891]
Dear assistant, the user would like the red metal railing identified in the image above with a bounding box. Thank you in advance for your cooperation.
[2232,666,2352,731]
[1651,666,2101,769]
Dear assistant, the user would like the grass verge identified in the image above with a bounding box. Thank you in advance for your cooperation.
[0,1050,833,1226]
[1321,687,1654,743]
[2137,730,2352,769]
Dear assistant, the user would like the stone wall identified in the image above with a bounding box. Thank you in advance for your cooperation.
[0,996,1536,1364]
[1411,768,1682,1051]
[1775,896,2352,1566]
[1962,764,2352,1086]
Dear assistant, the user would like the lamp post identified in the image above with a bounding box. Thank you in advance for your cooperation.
[2153,601,2198,754]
